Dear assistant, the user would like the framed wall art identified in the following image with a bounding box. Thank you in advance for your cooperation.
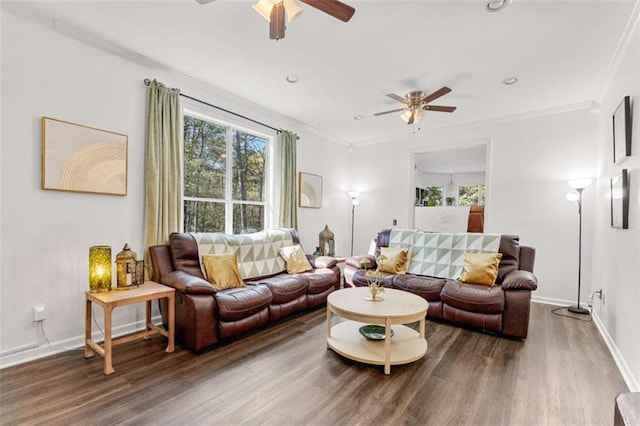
[299,172,322,208]
[610,169,629,229]
[612,95,632,165]
[42,117,128,196]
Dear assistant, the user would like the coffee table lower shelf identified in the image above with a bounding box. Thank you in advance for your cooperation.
[327,321,428,370]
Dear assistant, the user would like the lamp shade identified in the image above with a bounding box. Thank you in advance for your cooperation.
[566,191,580,202]
[89,245,112,293]
[252,0,277,21]
[282,0,303,22]
[349,191,360,206]
[568,178,592,190]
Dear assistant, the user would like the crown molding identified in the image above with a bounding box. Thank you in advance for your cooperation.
[596,0,640,102]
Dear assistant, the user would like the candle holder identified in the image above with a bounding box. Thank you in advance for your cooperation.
[89,246,112,293]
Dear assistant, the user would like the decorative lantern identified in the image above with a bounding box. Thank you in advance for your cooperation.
[319,225,335,256]
[89,246,112,293]
[115,243,137,290]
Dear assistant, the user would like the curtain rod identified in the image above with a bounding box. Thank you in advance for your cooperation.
[143,78,293,136]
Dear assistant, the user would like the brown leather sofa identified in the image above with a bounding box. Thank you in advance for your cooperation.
[344,229,537,338]
[149,229,340,351]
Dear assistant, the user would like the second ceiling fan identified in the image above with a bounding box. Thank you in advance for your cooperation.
[374,87,457,125]
[196,0,356,40]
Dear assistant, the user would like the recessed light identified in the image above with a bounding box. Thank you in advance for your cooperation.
[486,0,511,13]
[285,75,299,83]
[502,76,519,85]
[354,115,364,120]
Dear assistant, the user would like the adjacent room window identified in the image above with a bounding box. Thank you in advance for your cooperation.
[458,184,486,206]
[183,112,270,234]
[416,186,444,206]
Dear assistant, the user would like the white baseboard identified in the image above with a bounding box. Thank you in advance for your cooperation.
[592,311,640,392]
[0,315,164,370]
[533,298,639,392]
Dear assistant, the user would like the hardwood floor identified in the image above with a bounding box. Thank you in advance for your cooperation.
[0,303,628,425]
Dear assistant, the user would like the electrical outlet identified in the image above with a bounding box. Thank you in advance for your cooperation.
[32,305,45,322]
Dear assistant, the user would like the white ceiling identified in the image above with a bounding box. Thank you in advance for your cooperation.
[4,0,637,146]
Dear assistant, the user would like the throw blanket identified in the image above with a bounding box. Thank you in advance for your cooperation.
[191,229,294,279]
[389,229,500,279]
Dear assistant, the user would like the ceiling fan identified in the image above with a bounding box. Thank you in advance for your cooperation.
[374,87,457,125]
[196,0,356,40]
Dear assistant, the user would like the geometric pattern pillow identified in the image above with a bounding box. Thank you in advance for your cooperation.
[191,228,294,279]
[406,232,501,279]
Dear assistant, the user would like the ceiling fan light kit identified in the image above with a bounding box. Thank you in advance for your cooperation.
[374,87,457,125]
[485,0,512,13]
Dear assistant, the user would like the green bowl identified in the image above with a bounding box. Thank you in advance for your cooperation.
[359,324,394,340]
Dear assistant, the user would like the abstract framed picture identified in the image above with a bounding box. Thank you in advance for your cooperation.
[612,95,632,165]
[298,172,322,208]
[41,117,128,196]
[610,169,629,229]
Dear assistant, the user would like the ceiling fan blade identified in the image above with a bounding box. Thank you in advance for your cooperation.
[421,86,452,105]
[195,0,216,4]
[424,105,457,113]
[373,108,405,116]
[300,0,355,22]
[270,3,286,40]
[386,94,408,104]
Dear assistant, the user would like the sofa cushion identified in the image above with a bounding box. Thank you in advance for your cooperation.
[250,274,308,304]
[378,247,409,274]
[391,274,445,302]
[214,285,273,322]
[459,252,503,287]
[303,268,339,294]
[440,280,505,314]
[278,244,313,274]
[201,252,244,291]
[352,269,395,288]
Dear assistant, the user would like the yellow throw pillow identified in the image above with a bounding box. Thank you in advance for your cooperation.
[201,252,244,291]
[459,252,503,287]
[278,244,313,274]
[377,247,409,274]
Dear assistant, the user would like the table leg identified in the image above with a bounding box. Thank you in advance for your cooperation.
[103,305,115,375]
[326,307,332,340]
[419,317,425,339]
[166,293,175,353]
[384,318,391,375]
[144,300,152,340]
[84,299,94,358]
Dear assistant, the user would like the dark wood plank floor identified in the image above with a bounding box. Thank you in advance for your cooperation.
[0,303,628,425]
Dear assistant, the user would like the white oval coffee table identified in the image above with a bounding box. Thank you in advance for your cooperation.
[326,287,428,375]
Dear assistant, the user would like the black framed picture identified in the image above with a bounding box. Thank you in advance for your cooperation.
[611,169,629,229]
[612,96,632,165]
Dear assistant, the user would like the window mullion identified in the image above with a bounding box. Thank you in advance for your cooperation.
[225,127,234,234]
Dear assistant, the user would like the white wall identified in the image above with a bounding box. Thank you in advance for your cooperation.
[591,15,640,391]
[0,11,348,367]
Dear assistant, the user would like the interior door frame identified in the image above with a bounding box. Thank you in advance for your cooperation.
[408,138,492,229]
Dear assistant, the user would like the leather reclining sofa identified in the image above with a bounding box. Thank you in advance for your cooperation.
[149,229,340,351]
[344,229,538,338]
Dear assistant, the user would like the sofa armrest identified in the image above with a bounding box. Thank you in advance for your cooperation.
[501,270,538,291]
[345,255,377,270]
[307,255,338,269]
[160,270,217,295]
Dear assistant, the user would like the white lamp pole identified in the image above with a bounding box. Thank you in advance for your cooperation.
[349,191,360,256]
[566,178,592,315]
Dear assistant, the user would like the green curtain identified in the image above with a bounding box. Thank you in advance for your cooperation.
[279,130,298,229]
[143,80,183,276]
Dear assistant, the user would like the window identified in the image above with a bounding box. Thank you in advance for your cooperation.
[458,184,486,206]
[183,112,270,234]
[416,186,444,206]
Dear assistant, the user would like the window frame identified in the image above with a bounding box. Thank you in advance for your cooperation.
[182,106,276,234]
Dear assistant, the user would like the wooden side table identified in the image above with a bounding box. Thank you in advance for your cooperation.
[84,281,175,375]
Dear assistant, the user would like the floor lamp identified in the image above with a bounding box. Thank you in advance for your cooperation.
[566,178,592,315]
[349,191,360,256]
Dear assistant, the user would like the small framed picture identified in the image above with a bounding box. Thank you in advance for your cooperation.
[612,96,632,165]
[299,172,322,208]
[610,169,629,229]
